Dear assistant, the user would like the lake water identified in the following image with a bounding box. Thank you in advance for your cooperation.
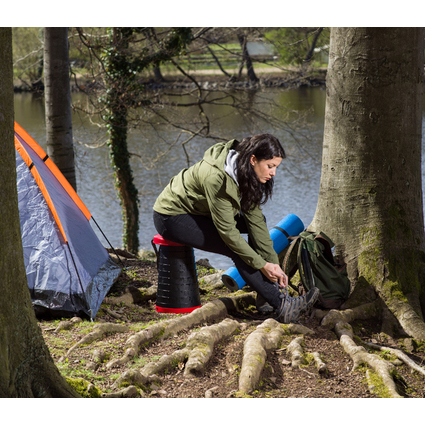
[13,87,425,269]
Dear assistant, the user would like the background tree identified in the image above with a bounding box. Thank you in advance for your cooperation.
[76,27,193,254]
[309,27,425,340]
[265,27,329,66]
[0,27,77,397]
[12,27,44,91]
[44,27,77,191]
[101,27,141,254]
[237,29,259,83]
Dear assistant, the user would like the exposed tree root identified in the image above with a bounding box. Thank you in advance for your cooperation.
[184,318,240,378]
[86,349,107,372]
[111,368,157,390]
[104,284,157,306]
[43,317,83,333]
[106,292,255,369]
[320,301,380,329]
[361,340,425,377]
[101,307,129,322]
[205,386,220,398]
[334,321,402,398]
[199,271,224,288]
[112,318,240,388]
[42,257,425,399]
[238,318,314,394]
[285,336,325,377]
[59,323,129,362]
[102,385,139,398]
[141,318,241,380]
[312,352,328,376]
[319,303,414,397]
[388,299,425,341]
[287,336,306,367]
[140,349,189,381]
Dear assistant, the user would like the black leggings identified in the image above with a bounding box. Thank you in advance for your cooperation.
[153,211,282,309]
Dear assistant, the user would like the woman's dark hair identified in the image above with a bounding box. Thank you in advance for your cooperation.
[235,133,285,212]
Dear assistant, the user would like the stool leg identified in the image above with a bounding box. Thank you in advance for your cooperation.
[155,244,201,314]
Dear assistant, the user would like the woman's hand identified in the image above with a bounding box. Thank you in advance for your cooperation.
[260,262,288,288]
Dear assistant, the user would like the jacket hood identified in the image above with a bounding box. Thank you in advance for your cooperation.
[202,139,239,169]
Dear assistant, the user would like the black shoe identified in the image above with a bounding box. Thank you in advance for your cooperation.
[275,287,320,324]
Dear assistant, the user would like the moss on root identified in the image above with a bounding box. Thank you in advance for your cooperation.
[66,377,103,398]
[365,368,393,398]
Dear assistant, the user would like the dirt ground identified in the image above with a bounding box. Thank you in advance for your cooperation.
[38,252,425,399]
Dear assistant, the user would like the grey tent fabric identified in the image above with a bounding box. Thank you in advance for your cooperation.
[15,123,122,319]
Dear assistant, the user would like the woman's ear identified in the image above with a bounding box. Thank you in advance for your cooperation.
[250,155,257,166]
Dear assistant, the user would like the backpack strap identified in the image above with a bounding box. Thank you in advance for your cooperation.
[282,235,302,293]
[313,232,335,264]
[273,225,290,239]
[282,235,300,276]
[300,244,315,290]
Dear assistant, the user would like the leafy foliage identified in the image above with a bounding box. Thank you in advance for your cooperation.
[12,27,44,89]
[265,28,329,66]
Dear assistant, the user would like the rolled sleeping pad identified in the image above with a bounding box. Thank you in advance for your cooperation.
[221,213,304,291]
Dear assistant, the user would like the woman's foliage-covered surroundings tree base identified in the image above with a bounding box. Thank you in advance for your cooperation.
[38,251,425,398]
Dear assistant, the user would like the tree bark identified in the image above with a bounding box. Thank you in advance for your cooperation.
[310,28,425,339]
[304,27,323,63]
[0,27,78,397]
[44,27,77,191]
[104,28,140,254]
[237,33,259,83]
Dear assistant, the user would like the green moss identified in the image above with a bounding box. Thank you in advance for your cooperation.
[357,242,412,305]
[234,390,253,398]
[414,340,425,353]
[196,265,217,278]
[382,280,408,303]
[66,377,103,398]
[245,304,257,313]
[117,380,131,389]
[364,369,393,398]
[255,354,265,364]
[378,350,398,362]
[359,199,422,296]
[303,352,314,365]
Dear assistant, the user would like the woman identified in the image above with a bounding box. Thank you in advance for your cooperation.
[153,134,319,323]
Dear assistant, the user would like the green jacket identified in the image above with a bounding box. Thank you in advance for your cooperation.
[153,139,279,270]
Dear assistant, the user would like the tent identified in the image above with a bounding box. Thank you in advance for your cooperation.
[14,122,122,320]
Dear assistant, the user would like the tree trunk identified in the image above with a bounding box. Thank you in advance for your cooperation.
[0,27,78,397]
[104,28,140,254]
[304,27,323,63]
[107,106,140,254]
[44,27,77,191]
[238,33,259,83]
[153,65,165,82]
[310,28,425,339]
[146,28,166,82]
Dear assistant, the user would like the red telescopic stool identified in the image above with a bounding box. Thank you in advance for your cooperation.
[151,234,201,313]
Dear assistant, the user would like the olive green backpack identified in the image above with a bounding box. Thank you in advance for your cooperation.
[282,231,351,310]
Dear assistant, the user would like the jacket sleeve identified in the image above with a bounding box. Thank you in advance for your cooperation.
[243,204,279,265]
[203,174,268,270]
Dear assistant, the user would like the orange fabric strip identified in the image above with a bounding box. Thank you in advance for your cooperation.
[14,122,91,221]
[15,137,68,243]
